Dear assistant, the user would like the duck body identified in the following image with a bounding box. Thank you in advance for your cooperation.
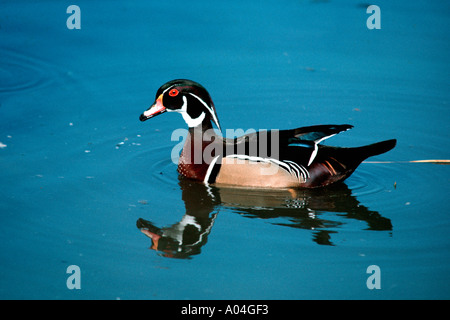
[140,79,396,189]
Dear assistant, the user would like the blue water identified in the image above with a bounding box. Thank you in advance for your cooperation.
[1,0,449,299]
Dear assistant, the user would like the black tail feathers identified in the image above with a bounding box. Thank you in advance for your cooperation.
[325,139,397,170]
[358,139,397,159]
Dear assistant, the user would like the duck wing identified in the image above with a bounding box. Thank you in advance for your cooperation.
[223,124,351,161]
[280,124,353,165]
[281,124,353,143]
[217,124,352,174]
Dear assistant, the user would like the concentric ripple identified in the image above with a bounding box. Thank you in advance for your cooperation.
[346,164,388,197]
[0,48,58,94]
[128,142,180,188]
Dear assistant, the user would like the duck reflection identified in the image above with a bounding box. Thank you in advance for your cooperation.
[137,177,392,258]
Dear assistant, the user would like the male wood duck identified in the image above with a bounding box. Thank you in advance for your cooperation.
[139,79,396,188]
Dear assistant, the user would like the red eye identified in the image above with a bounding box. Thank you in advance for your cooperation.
[168,89,179,97]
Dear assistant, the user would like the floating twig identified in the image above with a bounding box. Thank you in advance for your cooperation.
[364,160,450,165]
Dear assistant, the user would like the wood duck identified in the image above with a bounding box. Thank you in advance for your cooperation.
[139,79,396,188]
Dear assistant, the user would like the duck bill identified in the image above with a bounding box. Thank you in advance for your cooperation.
[139,94,166,121]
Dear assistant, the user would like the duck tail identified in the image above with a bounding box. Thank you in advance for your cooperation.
[357,139,397,160]
[325,139,397,170]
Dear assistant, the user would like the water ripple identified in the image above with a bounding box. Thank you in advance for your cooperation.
[0,47,58,94]
[346,164,388,197]
[128,143,180,187]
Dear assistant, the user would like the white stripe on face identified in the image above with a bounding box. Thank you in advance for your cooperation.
[163,86,216,130]
[188,92,221,132]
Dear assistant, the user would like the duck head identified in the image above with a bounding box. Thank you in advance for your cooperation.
[140,79,221,132]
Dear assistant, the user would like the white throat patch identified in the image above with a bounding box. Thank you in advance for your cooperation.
[176,95,206,128]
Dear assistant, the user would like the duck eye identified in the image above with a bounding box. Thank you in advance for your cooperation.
[168,89,179,97]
